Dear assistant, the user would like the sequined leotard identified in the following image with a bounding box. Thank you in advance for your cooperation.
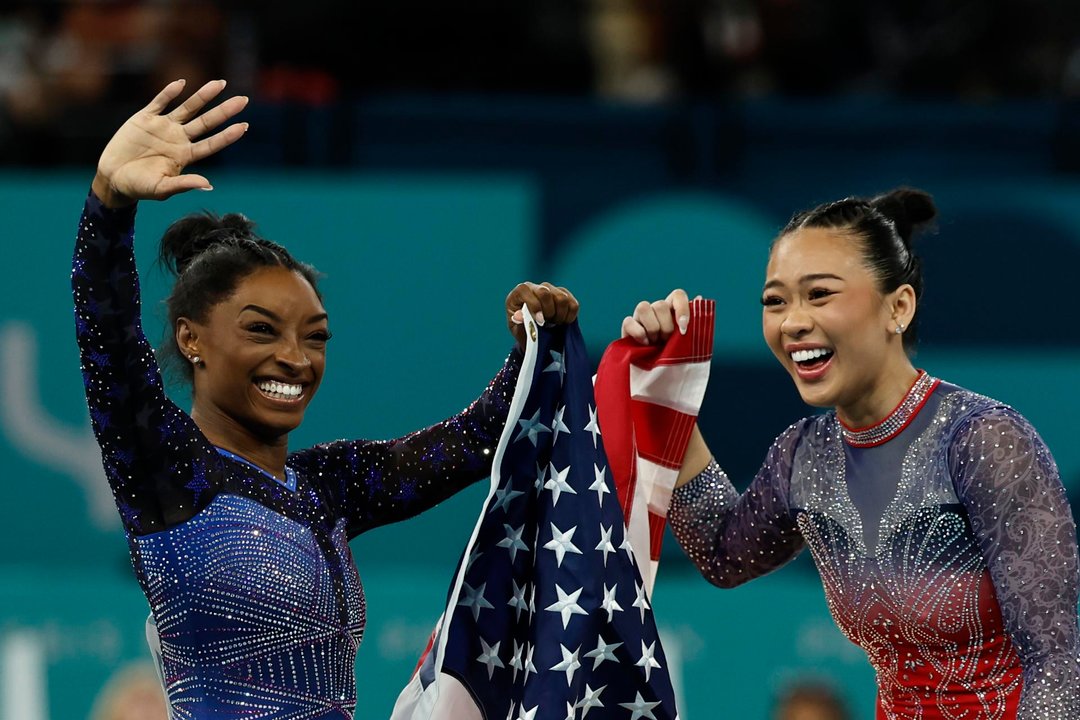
[669,373,1080,719]
[72,192,521,719]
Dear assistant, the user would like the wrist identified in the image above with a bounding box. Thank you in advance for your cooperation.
[91,172,135,209]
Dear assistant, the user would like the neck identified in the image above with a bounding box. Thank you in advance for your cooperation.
[835,359,920,429]
[191,408,289,478]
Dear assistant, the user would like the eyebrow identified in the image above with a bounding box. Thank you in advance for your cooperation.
[762,273,845,291]
[240,304,329,324]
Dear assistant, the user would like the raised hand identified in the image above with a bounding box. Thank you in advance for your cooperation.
[505,282,580,347]
[92,79,249,208]
[621,288,692,345]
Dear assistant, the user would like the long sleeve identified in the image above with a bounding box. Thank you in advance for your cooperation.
[949,406,1080,719]
[73,192,221,536]
[668,420,807,588]
[288,348,522,537]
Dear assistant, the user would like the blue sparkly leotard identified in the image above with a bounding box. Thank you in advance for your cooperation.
[669,372,1080,720]
[72,192,521,719]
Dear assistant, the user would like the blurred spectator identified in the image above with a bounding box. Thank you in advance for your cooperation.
[89,661,168,720]
[0,0,226,165]
[772,680,852,720]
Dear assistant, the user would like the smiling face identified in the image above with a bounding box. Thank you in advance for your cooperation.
[179,265,330,446]
[762,226,915,423]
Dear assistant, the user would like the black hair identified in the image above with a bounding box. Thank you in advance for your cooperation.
[777,187,937,353]
[158,211,322,383]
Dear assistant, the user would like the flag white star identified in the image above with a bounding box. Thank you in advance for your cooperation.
[551,404,571,442]
[595,524,616,567]
[535,461,548,496]
[589,464,610,505]
[528,582,537,618]
[632,581,650,622]
[545,583,587,629]
[544,462,577,506]
[517,706,539,720]
[505,703,516,720]
[584,404,601,448]
[619,692,661,720]
[635,640,662,682]
[544,523,583,567]
[509,639,524,682]
[600,583,624,622]
[550,643,582,686]
[458,582,494,620]
[563,701,577,720]
[523,643,538,682]
[543,349,566,383]
[577,683,606,717]
[508,579,529,621]
[620,534,635,563]
[515,409,550,446]
[584,635,622,669]
[476,638,504,679]
[490,483,524,514]
[497,523,530,563]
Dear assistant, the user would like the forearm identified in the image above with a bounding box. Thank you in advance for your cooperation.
[675,425,712,488]
[669,458,803,588]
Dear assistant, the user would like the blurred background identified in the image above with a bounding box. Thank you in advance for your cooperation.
[1,1,1078,718]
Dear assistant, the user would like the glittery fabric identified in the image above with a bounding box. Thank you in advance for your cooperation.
[669,383,1080,720]
[73,191,521,718]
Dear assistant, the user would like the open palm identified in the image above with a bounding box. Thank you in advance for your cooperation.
[95,79,248,206]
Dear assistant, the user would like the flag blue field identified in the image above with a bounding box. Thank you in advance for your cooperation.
[392,309,680,719]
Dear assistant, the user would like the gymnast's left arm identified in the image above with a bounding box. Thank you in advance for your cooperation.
[950,406,1080,719]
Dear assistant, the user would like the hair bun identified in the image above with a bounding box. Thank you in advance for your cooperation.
[870,187,937,244]
[159,211,258,276]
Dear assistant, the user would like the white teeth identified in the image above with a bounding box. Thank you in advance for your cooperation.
[257,380,302,398]
[790,348,833,363]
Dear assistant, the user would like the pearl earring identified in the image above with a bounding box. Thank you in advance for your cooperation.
[895,324,905,334]
[190,355,202,365]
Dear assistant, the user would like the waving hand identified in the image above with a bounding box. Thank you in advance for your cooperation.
[92,79,249,208]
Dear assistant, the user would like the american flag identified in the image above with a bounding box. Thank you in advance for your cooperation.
[392,307,681,720]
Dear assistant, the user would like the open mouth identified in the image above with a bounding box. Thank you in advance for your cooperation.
[255,379,305,403]
[790,348,834,376]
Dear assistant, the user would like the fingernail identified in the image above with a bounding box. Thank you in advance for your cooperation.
[511,310,523,324]
[678,315,689,335]
[200,186,213,192]
[535,311,546,326]
[242,122,250,132]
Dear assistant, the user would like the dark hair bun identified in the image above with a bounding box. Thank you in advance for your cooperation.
[870,187,937,244]
[159,211,257,276]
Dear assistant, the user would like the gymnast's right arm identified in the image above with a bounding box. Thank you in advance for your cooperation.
[668,424,806,587]
[622,288,805,587]
[73,79,248,535]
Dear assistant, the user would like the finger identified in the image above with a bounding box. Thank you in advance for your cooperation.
[145,79,187,114]
[554,285,580,325]
[534,283,559,325]
[168,79,227,123]
[510,282,547,326]
[540,283,575,325]
[184,94,249,139]
[651,299,677,339]
[621,316,649,343]
[666,288,691,334]
[155,173,213,198]
[634,300,662,344]
[189,121,249,163]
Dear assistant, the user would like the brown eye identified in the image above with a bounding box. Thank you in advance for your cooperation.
[808,288,834,301]
[247,322,274,334]
[760,295,783,307]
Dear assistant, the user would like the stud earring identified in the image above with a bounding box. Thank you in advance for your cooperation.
[190,355,202,365]
[894,324,905,334]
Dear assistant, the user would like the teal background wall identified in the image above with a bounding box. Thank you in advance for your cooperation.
[1,99,1079,718]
